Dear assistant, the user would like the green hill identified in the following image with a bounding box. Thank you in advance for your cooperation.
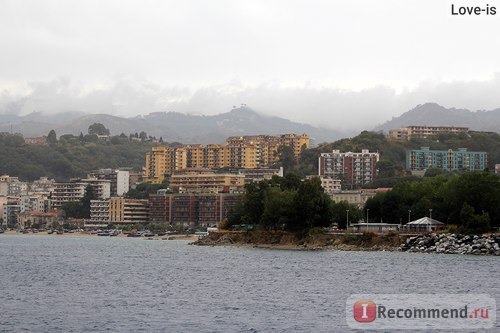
[297,130,500,181]
[0,132,154,181]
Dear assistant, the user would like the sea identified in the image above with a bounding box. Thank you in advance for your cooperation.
[0,235,498,332]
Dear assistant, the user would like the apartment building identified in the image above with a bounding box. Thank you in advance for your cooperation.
[169,170,245,194]
[88,199,111,227]
[330,188,391,209]
[148,191,241,227]
[144,133,309,183]
[29,177,55,195]
[50,182,86,209]
[238,167,283,184]
[388,126,469,141]
[319,177,342,195]
[0,175,28,196]
[88,169,130,196]
[109,197,149,225]
[51,179,110,209]
[406,147,488,172]
[318,149,380,188]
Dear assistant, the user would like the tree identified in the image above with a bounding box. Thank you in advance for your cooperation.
[47,130,57,145]
[62,185,97,219]
[292,177,333,232]
[81,185,97,218]
[458,203,491,234]
[275,145,296,174]
[88,123,110,136]
[261,188,296,231]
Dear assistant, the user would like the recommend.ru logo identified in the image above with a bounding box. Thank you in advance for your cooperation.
[346,294,496,330]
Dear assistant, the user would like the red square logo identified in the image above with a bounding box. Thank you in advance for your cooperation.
[353,300,376,322]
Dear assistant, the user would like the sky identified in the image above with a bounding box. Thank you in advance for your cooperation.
[1,0,500,131]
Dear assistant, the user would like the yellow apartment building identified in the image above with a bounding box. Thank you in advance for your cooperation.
[144,133,309,183]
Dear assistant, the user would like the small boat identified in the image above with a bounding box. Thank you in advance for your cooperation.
[56,230,64,235]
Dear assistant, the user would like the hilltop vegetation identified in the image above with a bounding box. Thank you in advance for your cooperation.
[1,127,499,184]
[293,130,500,182]
[0,131,154,181]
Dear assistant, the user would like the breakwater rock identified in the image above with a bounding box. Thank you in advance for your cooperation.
[400,234,500,255]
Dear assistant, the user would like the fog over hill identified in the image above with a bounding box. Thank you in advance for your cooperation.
[0,107,339,144]
[374,103,500,133]
[2,103,500,145]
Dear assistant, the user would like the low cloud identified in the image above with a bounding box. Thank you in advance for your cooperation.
[1,75,500,132]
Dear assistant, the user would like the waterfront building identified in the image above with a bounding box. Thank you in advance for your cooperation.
[348,222,399,233]
[148,191,242,227]
[388,125,469,141]
[109,197,149,225]
[2,203,21,228]
[406,147,488,172]
[318,149,380,188]
[51,179,111,209]
[87,199,111,227]
[17,211,61,229]
[50,182,86,209]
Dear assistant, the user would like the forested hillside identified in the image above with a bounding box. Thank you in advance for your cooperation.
[0,132,154,181]
[1,129,499,183]
[296,131,500,181]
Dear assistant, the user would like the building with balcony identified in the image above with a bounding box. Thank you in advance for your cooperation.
[87,200,111,227]
[50,182,86,209]
[318,149,380,189]
[144,133,309,183]
[148,191,242,227]
[87,169,130,196]
[109,197,149,225]
[169,170,245,194]
[238,167,283,184]
[51,178,111,209]
[406,147,488,172]
[318,177,342,195]
[388,126,469,141]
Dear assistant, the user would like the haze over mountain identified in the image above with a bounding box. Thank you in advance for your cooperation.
[374,103,500,133]
[0,107,339,144]
[2,102,500,145]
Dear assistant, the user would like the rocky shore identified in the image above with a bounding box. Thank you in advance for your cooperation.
[190,230,403,251]
[400,233,500,255]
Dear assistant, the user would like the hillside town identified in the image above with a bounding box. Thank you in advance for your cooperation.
[0,126,498,233]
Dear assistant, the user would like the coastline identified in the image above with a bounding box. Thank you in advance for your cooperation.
[191,231,500,255]
[0,230,199,241]
[190,230,404,251]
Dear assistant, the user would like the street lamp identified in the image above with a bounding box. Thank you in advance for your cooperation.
[366,209,369,224]
[408,209,411,223]
[346,209,349,229]
[429,208,433,220]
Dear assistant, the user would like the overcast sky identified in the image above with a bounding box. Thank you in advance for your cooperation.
[1,0,500,131]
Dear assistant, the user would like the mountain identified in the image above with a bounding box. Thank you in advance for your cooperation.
[374,103,500,133]
[0,107,338,144]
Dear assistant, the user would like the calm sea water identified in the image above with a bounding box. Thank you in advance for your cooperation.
[0,235,498,332]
